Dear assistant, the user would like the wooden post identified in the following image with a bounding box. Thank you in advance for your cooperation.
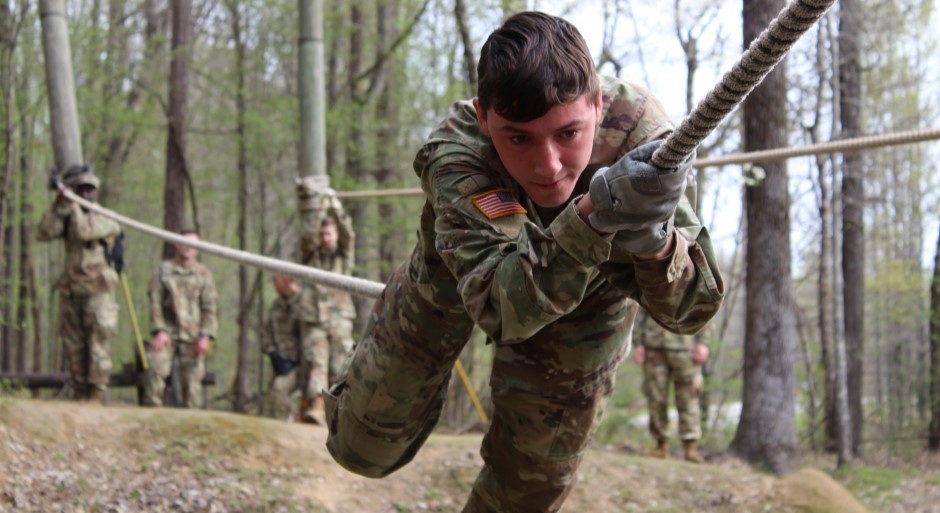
[298,0,326,178]
[39,0,83,170]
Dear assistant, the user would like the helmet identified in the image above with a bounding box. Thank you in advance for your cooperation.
[66,169,100,189]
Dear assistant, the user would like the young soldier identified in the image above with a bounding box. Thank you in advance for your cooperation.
[143,230,218,409]
[323,11,724,512]
[37,167,123,403]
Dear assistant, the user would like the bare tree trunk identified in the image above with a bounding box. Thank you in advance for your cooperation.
[838,0,865,458]
[0,1,14,373]
[16,139,32,373]
[928,223,940,451]
[164,0,192,255]
[453,0,476,89]
[227,0,250,413]
[728,0,796,475]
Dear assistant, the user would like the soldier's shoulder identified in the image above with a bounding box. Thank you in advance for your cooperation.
[414,100,502,183]
[192,261,214,277]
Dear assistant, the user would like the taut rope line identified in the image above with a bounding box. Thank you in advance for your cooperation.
[651,0,838,169]
[335,127,940,200]
[59,188,386,299]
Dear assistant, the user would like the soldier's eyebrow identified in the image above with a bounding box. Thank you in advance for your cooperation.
[495,118,590,135]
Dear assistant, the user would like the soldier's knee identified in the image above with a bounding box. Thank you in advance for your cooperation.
[323,381,438,479]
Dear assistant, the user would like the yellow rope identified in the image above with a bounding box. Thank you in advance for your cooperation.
[118,273,149,371]
[454,359,488,424]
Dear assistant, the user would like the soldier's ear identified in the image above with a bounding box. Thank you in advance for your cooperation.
[473,98,490,138]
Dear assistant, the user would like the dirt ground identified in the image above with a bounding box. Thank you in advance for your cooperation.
[0,398,937,513]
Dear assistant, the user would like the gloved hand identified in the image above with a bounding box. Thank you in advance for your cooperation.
[268,351,297,377]
[109,233,125,273]
[588,140,692,255]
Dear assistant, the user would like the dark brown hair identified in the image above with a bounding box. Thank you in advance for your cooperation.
[477,11,599,122]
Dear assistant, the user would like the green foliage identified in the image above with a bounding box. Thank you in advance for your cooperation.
[835,465,907,501]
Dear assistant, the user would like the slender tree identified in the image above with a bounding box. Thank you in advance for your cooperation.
[163,0,192,256]
[929,223,940,450]
[838,0,865,458]
[226,0,251,413]
[728,0,797,474]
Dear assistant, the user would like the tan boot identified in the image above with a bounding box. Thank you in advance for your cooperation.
[84,386,106,404]
[302,397,326,425]
[649,439,669,459]
[683,440,704,463]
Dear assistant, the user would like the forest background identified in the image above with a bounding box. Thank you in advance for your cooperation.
[1,0,940,489]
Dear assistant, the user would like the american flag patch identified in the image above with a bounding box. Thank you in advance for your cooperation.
[472,189,527,220]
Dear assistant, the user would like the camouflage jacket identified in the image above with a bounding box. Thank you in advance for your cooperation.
[307,250,357,320]
[262,286,319,360]
[301,201,357,320]
[149,259,219,343]
[36,200,122,294]
[412,75,724,345]
[635,310,697,351]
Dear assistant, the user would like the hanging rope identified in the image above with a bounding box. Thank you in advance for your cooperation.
[58,188,386,299]
[651,0,838,169]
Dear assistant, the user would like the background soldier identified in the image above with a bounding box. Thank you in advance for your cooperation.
[308,215,356,385]
[143,230,218,408]
[633,311,709,463]
[262,273,329,423]
[37,166,122,403]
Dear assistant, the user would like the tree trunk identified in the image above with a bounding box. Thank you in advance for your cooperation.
[453,0,476,89]
[728,0,797,475]
[227,0,250,413]
[839,0,865,458]
[164,0,192,255]
[15,130,33,373]
[928,222,940,451]
[0,2,15,373]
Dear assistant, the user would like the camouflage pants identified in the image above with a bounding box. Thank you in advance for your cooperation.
[58,285,118,398]
[142,340,206,408]
[267,325,328,420]
[641,348,703,441]
[326,317,354,386]
[324,256,635,513]
[266,364,319,420]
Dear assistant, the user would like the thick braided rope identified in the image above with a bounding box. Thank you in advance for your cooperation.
[60,188,386,299]
[652,0,838,168]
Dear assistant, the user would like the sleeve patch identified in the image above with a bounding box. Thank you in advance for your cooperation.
[471,189,527,220]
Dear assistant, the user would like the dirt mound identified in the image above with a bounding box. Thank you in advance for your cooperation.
[0,398,872,512]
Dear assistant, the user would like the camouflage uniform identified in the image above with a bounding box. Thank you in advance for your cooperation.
[306,244,356,385]
[36,196,122,400]
[636,311,704,443]
[262,285,329,420]
[143,259,218,408]
[324,76,724,512]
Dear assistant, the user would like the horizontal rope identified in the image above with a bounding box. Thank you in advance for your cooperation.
[694,126,940,168]
[60,188,386,300]
[336,127,940,199]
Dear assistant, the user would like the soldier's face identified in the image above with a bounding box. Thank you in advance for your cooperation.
[319,223,338,252]
[76,185,98,202]
[174,233,200,263]
[474,93,601,208]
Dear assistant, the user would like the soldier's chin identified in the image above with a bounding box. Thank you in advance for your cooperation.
[527,187,573,209]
